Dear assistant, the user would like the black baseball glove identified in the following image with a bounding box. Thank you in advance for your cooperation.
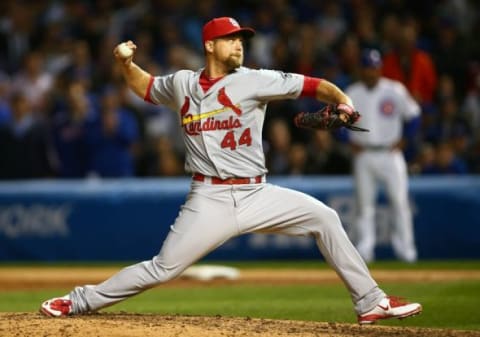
[294,103,369,132]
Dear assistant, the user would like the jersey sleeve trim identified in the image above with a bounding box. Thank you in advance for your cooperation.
[143,75,155,103]
[300,76,322,97]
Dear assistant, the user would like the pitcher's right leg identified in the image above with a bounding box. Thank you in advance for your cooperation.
[41,184,239,316]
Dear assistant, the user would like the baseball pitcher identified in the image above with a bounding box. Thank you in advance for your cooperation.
[40,17,422,324]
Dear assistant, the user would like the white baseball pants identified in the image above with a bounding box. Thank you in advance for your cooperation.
[353,149,417,262]
[70,181,385,315]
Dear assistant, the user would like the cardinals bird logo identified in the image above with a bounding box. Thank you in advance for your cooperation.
[217,87,242,116]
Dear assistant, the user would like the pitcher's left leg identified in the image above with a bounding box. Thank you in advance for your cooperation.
[235,184,385,315]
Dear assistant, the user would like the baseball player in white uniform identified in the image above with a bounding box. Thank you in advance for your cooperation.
[346,49,420,263]
[40,18,421,324]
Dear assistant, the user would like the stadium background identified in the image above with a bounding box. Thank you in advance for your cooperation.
[0,0,479,261]
[0,0,479,180]
[1,1,480,336]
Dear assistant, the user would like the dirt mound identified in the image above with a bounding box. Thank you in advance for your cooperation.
[1,312,479,337]
[2,267,480,336]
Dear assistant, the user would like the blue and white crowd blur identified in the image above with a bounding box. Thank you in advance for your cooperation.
[0,0,479,179]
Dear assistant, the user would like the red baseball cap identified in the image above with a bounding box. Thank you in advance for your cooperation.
[202,17,255,43]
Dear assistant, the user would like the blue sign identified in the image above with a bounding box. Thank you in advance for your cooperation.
[0,176,479,261]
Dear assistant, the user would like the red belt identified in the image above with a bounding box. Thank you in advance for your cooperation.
[193,173,264,185]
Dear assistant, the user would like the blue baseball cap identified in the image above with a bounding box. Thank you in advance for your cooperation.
[360,49,382,68]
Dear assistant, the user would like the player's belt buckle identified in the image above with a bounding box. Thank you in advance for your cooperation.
[365,144,392,151]
[193,173,264,185]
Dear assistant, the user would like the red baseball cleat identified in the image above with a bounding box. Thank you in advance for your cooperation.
[358,296,422,324]
[40,296,72,317]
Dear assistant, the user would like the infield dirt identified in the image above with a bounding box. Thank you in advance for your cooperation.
[1,267,480,337]
[2,312,480,337]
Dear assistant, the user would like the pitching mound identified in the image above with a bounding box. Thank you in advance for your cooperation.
[2,267,480,336]
[2,312,479,337]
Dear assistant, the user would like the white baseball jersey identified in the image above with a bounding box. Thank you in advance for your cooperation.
[346,77,419,263]
[66,66,387,318]
[346,78,420,147]
[148,67,304,179]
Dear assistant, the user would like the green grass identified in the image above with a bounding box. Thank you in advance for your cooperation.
[1,280,479,330]
[220,259,480,270]
[2,259,480,270]
[1,261,479,330]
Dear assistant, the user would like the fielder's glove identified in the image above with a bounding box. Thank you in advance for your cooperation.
[294,103,369,132]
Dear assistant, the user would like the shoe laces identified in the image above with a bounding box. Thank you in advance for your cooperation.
[387,296,409,307]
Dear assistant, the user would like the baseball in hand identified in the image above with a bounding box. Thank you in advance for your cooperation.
[117,42,133,58]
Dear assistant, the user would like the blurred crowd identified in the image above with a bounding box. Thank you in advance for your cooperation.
[0,0,479,179]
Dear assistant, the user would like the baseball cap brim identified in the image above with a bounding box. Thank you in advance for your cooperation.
[218,27,255,40]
